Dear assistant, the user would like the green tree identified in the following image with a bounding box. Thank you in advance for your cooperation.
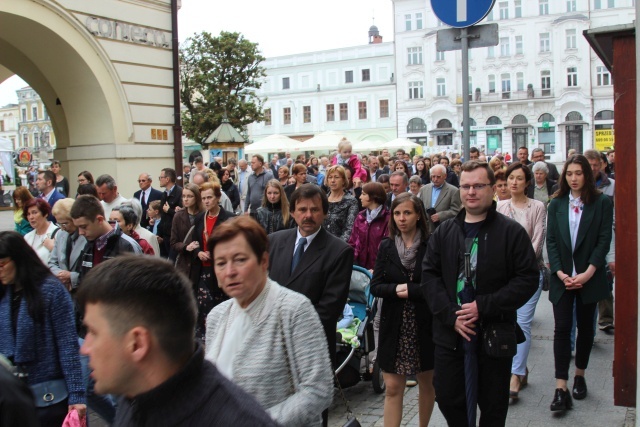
[180,31,266,144]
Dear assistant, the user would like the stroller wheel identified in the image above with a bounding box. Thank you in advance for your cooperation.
[372,361,385,394]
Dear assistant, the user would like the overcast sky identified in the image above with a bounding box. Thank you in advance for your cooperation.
[0,0,394,106]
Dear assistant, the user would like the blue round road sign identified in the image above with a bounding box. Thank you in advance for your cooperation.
[431,0,496,28]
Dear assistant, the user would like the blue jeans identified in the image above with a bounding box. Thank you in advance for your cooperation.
[78,338,117,423]
[511,273,543,376]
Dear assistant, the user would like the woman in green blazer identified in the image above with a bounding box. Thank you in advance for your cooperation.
[546,154,613,411]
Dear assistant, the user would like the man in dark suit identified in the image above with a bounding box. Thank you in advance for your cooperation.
[531,148,560,181]
[158,168,183,259]
[268,184,353,362]
[133,173,163,229]
[36,170,64,222]
[385,171,408,209]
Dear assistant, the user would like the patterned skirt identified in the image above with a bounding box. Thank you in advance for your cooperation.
[393,300,420,376]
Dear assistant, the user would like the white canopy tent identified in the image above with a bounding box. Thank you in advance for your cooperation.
[0,138,14,184]
[352,139,380,152]
[383,138,422,151]
[244,134,299,154]
[294,131,350,152]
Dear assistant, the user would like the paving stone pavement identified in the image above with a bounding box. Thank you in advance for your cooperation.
[328,285,630,427]
[0,211,632,426]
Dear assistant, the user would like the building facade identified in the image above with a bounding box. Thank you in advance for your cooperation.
[393,0,633,161]
[15,87,57,158]
[0,0,180,196]
[0,103,18,148]
[249,28,397,151]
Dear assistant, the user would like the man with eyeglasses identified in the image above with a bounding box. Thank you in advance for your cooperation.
[418,164,461,234]
[422,160,539,426]
[133,173,163,229]
[157,168,183,259]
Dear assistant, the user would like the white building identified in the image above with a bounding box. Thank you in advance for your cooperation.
[393,0,633,161]
[249,27,397,153]
[0,103,19,148]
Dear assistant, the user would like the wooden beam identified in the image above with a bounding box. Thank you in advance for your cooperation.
[612,33,637,408]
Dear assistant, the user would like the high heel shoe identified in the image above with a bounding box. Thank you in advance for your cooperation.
[510,375,522,399]
[550,388,573,411]
[572,375,587,400]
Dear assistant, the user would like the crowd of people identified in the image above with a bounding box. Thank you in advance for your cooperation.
[0,139,616,427]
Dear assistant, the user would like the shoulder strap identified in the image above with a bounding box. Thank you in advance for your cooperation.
[51,227,60,239]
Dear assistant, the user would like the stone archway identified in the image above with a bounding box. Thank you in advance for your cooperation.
[0,0,176,196]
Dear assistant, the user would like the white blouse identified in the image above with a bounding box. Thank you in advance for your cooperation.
[24,222,59,265]
[568,193,584,275]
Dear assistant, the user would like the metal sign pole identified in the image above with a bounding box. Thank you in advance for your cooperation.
[461,28,470,161]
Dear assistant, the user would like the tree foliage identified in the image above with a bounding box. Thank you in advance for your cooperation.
[180,31,266,144]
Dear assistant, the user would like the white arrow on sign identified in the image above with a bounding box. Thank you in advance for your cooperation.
[457,0,467,22]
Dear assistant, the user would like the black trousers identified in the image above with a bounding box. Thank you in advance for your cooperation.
[553,290,597,380]
[434,340,511,426]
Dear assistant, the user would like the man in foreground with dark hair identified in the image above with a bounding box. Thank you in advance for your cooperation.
[78,255,278,426]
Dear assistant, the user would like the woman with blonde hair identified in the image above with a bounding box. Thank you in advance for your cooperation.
[278,166,290,187]
[12,186,34,235]
[489,156,505,173]
[256,179,291,234]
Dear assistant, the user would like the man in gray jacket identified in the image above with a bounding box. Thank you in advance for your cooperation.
[418,164,462,233]
[244,154,273,217]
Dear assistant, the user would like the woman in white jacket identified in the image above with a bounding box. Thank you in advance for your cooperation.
[205,216,333,427]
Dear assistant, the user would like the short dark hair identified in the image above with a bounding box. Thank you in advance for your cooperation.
[96,174,116,189]
[162,168,177,183]
[71,195,105,221]
[469,147,480,155]
[39,170,56,187]
[78,171,94,184]
[390,170,408,184]
[112,205,138,227]
[22,198,51,223]
[290,184,329,214]
[377,173,390,184]
[252,154,264,164]
[461,160,496,185]
[77,184,99,197]
[77,255,197,363]
[494,169,507,182]
[51,160,61,167]
[505,161,533,185]
[362,182,388,205]
[208,216,268,262]
[291,163,307,175]
[194,157,203,164]
[388,193,429,241]
[518,146,529,152]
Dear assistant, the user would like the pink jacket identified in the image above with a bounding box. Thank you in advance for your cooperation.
[348,208,390,270]
[331,154,369,182]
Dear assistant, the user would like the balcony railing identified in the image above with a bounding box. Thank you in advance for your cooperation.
[457,88,555,104]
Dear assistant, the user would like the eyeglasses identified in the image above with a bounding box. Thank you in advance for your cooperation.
[138,180,148,183]
[158,176,166,180]
[460,183,492,191]
[57,221,70,228]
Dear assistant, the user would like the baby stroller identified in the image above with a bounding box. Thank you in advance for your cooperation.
[335,265,385,393]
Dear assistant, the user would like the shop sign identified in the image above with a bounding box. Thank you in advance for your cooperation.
[594,129,614,151]
[15,147,33,167]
